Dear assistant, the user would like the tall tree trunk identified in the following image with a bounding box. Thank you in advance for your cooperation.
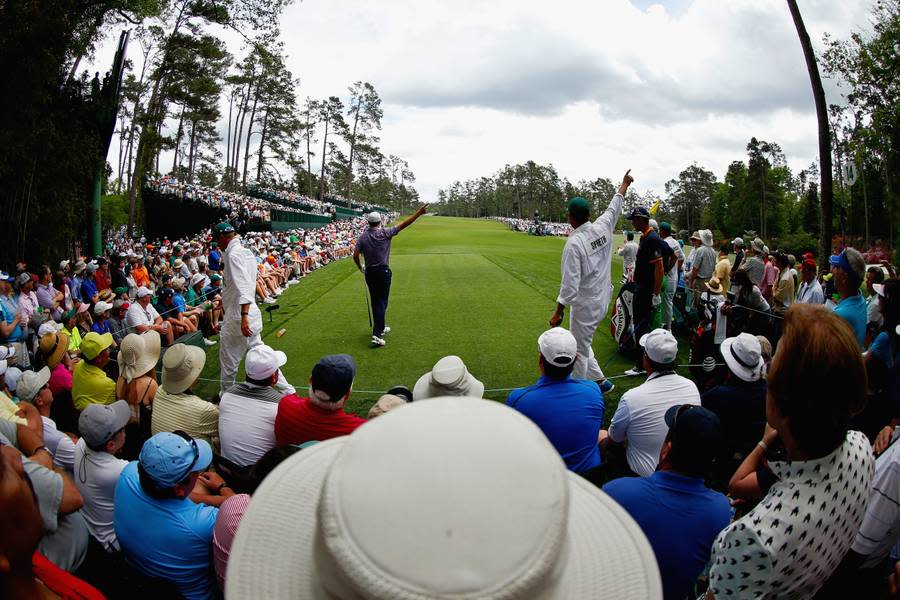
[241,82,261,191]
[226,89,234,182]
[232,83,251,188]
[306,113,313,196]
[787,0,833,269]
[188,121,198,180]
[171,105,185,173]
[256,107,269,183]
[319,119,329,200]
[117,113,127,193]
[346,102,360,200]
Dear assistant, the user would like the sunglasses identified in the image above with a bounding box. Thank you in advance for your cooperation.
[173,430,199,482]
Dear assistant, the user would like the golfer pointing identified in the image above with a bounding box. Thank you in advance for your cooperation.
[550,170,634,390]
[215,222,262,393]
[354,204,428,347]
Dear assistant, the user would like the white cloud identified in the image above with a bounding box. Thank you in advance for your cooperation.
[91,0,873,201]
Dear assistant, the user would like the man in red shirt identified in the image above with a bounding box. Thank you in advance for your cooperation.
[275,354,366,445]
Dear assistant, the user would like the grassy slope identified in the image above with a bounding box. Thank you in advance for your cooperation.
[193,216,688,424]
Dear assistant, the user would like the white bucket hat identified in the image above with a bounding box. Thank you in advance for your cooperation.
[699,229,713,247]
[413,356,484,400]
[226,398,662,599]
[721,332,764,382]
[118,331,161,383]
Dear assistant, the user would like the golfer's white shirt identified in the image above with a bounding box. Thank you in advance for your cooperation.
[557,193,624,307]
[608,371,701,476]
[222,236,261,322]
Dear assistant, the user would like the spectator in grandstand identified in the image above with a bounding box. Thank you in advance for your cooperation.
[624,207,672,376]
[225,397,662,600]
[413,355,485,400]
[111,255,128,291]
[275,353,364,446]
[617,230,639,283]
[830,247,868,346]
[53,269,74,314]
[600,329,701,477]
[114,431,233,600]
[0,436,103,599]
[80,263,100,306]
[73,400,131,552]
[730,237,745,276]
[17,367,76,472]
[129,254,150,289]
[658,222,684,330]
[701,333,767,485]
[354,204,428,347]
[771,251,794,316]
[207,241,221,272]
[866,266,886,343]
[796,258,825,304]
[604,404,730,600]
[125,286,174,345]
[687,230,716,309]
[219,345,285,467]
[152,343,219,448]
[157,286,195,338]
[216,222,263,394]
[35,265,63,321]
[506,327,605,484]
[707,304,874,599]
[72,332,116,412]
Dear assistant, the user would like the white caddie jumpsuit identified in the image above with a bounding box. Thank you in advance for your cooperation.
[219,235,263,394]
[557,192,624,381]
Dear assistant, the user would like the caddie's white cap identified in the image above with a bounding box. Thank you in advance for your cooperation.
[639,328,678,364]
[538,327,577,367]
[226,398,662,600]
[136,286,153,298]
[366,212,382,224]
[245,345,287,381]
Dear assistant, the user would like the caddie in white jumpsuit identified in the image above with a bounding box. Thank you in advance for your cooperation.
[214,222,263,394]
[550,170,634,384]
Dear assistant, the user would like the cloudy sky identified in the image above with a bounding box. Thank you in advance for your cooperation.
[93,0,874,200]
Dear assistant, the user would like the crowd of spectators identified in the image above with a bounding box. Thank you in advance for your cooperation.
[0,196,899,599]
[494,216,573,236]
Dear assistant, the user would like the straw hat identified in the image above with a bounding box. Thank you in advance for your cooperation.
[39,332,70,369]
[413,356,484,400]
[705,277,725,295]
[118,330,161,383]
[226,398,662,599]
[161,343,206,394]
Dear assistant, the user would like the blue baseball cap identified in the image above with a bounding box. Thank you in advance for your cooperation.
[627,206,650,220]
[0,271,13,283]
[139,431,212,487]
[828,249,864,283]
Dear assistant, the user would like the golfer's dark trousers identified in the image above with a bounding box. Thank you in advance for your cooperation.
[632,286,653,367]
[365,265,392,337]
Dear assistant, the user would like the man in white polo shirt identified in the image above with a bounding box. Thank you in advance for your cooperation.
[599,328,700,477]
[218,345,286,467]
[125,286,174,345]
[72,400,131,551]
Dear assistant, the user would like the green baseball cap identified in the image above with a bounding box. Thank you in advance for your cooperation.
[659,221,672,233]
[214,222,235,234]
[566,197,590,212]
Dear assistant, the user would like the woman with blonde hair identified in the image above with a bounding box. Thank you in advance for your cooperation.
[116,330,161,458]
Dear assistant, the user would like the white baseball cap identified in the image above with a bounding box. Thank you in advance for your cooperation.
[639,328,678,364]
[245,345,287,381]
[366,212,382,224]
[37,321,64,338]
[721,333,764,382]
[93,301,113,315]
[538,327,577,367]
[136,286,153,298]
[226,398,662,599]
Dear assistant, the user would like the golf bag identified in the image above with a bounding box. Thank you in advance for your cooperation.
[611,282,637,357]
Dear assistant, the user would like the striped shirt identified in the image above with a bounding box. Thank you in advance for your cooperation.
[150,388,220,450]
[213,493,251,592]
[852,428,900,567]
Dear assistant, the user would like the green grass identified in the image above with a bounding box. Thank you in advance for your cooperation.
[191,216,688,424]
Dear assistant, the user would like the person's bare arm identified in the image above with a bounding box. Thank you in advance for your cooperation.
[353,248,363,272]
[0,313,20,337]
[652,259,665,295]
[395,204,428,233]
[15,401,43,436]
[728,425,779,501]
[189,472,236,507]
[58,470,84,514]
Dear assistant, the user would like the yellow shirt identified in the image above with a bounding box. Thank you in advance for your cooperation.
[72,361,116,411]
[714,257,731,294]
[65,326,82,352]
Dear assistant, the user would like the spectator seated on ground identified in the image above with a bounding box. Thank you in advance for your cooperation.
[219,345,286,468]
[604,404,731,600]
[73,401,131,553]
[701,332,767,487]
[17,367,76,473]
[507,327,605,485]
[39,331,73,400]
[412,355,484,400]
[72,332,116,412]
[0,440,104,599]
[114,431,235,600]
[706,304,874,599]
[91,301,115,338]
[830,247,868,346]
[275,353,365,446]
[225,397,662,599]
[108,299,129,345]
[599,328,701,478]
[153,343,219,448]
[367,393,408,419]
[125,287,174,346]
[156,287,195,338]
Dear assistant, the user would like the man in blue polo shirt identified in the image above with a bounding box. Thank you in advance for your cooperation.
[114,431,234,600]
[603,404,730,600]
[830,247,868,345]
[506,327,605,484]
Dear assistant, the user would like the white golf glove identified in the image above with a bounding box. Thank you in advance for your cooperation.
[652,293,662,308]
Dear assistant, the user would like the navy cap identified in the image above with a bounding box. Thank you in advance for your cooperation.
[311,354,356,402]
[157,287,174,299]
[664,404,723,471]
[627,206,651,220]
